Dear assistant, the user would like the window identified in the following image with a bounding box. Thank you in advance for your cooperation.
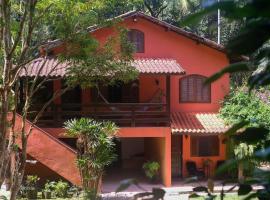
[179,75,211,103]
[127,29,144,53]
[191,136,219,157]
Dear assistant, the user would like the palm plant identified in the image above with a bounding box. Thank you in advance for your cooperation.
[64,118,118,199]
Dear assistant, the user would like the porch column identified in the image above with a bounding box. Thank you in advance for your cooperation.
[53,80,61,105]
[164,130,172,187]
[166,75,171,113]
[82,89,91,105]
[81,89,91,113]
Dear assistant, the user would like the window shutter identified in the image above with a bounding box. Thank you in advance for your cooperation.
[180,75,211,103]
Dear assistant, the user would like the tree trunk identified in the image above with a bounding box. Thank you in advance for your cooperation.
[238,161,244,183]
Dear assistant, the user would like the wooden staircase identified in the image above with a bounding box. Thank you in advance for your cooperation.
[14,114,80,186]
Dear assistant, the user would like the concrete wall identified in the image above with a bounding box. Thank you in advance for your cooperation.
[121,138,144,159]
[145,137,167,184]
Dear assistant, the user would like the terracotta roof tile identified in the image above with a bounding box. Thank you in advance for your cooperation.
[171,112,228,135]
[20,58,185,77]
[133,58,184,74]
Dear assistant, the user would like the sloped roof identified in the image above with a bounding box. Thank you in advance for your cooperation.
[44,11,225,54]
[20,57,185,77]
[171,112,229,135]
[88,11,225,53]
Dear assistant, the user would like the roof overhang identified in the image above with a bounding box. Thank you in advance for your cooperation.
[20,57,185,77]
[171,112,229,136]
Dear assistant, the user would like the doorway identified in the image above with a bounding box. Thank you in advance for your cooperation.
[171,135,182,178]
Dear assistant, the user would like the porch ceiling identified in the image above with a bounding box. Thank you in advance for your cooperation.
[171,112,229,135]
[20,57,185,77]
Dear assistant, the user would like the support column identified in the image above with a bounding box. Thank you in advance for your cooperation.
[81,89,91,112]
[164,130,171,187]
[53,80,61,105]
[166,75,171,113]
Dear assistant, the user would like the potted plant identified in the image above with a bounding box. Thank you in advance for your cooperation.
[42,181,55,199]
[142,161,160,182]
[54,180,69,198]
[25,175,39,199]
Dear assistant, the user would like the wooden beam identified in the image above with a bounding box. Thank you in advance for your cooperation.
[166,75,171,114]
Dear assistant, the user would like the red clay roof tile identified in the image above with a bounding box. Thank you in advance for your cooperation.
[20,58,185,77]
[171,112,228,135]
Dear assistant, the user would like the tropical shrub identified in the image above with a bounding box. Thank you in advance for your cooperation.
[142,161,160,181]
[54,180,69,198]
[64,118,118,199]
[220,87,270,129]
[25,175,40,199]
[42,181,56,199]
[219,86,270,180]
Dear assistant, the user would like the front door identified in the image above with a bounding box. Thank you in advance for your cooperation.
[171,135,182,177]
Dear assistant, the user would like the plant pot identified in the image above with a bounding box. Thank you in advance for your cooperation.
[42,191,52,199]
[27,189,38,199]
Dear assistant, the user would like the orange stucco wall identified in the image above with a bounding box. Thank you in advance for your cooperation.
[92,17,230,112]
[182,135,226,178]
[119,127,171,187]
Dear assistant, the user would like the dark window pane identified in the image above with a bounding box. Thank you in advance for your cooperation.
[190,136,219,157]
[127,29,144,53]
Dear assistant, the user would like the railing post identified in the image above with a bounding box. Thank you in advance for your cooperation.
[131,104,135,127]
[166,75,171,125]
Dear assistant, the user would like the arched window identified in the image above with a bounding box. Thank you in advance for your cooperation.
[127,29,145,53]
[179,75,211,103]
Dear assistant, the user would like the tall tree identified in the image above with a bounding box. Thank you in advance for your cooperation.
[0,1,137,199]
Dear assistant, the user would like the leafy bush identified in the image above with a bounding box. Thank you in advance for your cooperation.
[220,87,270,129]
[25,175,40,190]
[43,181,56,192]
[54,180,69,198]
[142,161,160,181]
[64,118,118,199]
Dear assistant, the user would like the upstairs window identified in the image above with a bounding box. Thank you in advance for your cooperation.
[179,75,211,103]
[127,29,145,53]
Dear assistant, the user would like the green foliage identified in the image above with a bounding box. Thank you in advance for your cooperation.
[54,180,69,198]
[65,26,139,89]
[142,161,160,180]
[64,118,118,199]
[220,87,270,129]
[43,181,56,192]
[182,0,270,199]
[25,175,40,189]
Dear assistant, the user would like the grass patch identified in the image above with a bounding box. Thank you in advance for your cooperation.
[190,193,258,200]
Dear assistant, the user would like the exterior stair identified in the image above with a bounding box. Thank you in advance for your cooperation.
[14,114,80,186]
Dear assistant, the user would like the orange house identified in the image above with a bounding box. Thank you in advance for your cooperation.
[20,11,230,187]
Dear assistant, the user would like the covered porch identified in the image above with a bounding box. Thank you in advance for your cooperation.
[20,58,185,128]
[102,127,172,188]
[171,112,229,180]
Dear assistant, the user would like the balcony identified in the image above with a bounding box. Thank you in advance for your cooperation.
[28,103,170,127]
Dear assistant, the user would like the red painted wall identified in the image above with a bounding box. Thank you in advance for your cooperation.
[182,135,226,178]
[43,16,230,184]
[92,17,230,112]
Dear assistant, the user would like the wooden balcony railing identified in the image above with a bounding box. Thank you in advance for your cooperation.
[28,103,170,127]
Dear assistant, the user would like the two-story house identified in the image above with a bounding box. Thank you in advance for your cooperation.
[18,11,230,187]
